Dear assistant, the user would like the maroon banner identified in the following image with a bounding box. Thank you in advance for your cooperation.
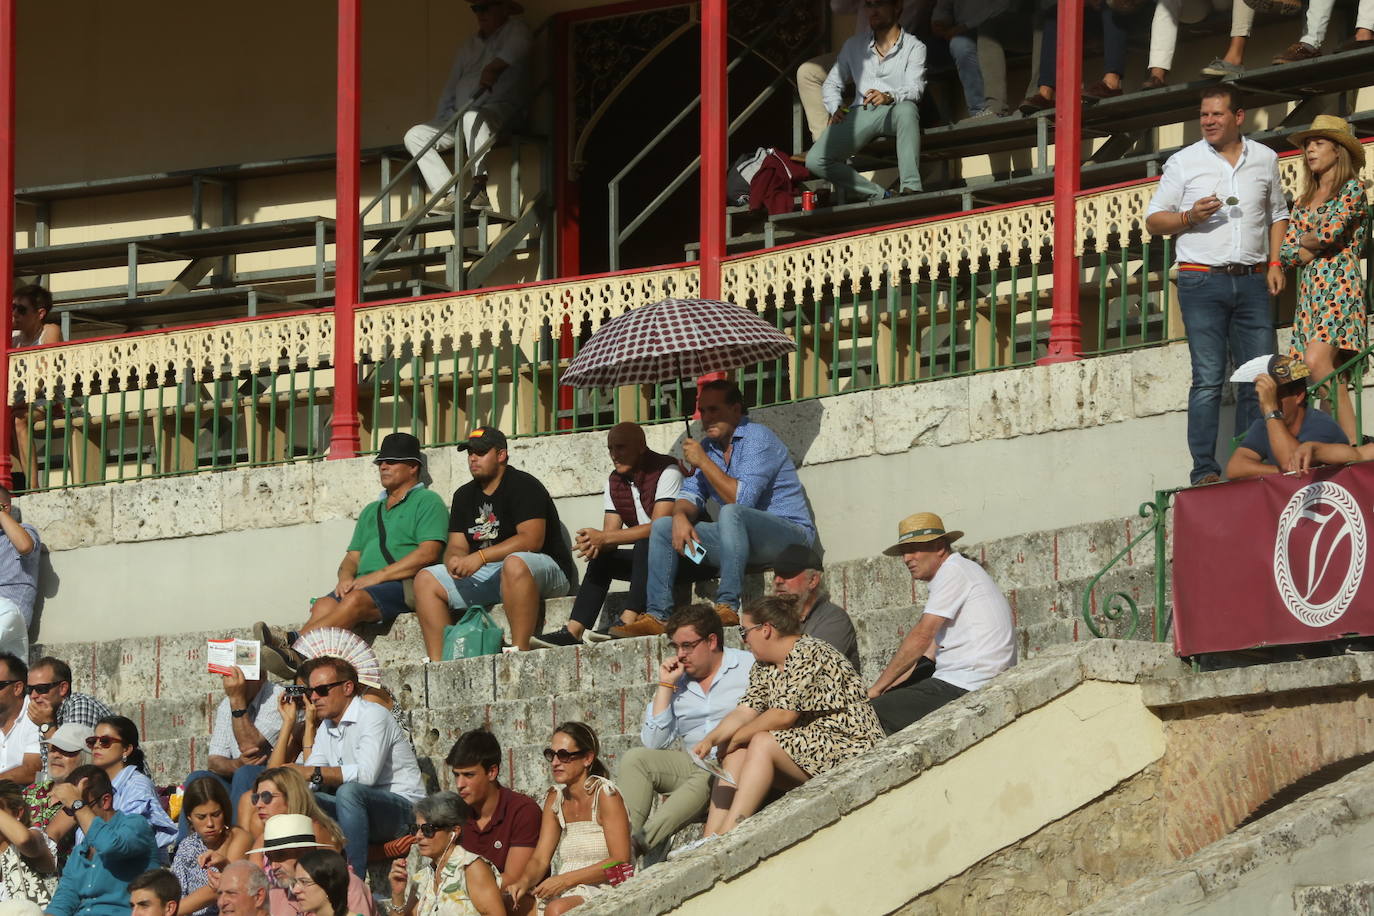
[1173,461,1374,656]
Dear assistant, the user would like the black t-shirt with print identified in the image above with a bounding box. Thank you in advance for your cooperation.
[449,466,577,584]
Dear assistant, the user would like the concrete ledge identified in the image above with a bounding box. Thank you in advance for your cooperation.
[1141,655,1367,709]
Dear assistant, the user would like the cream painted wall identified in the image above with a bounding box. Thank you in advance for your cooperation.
[672,682,1164,915]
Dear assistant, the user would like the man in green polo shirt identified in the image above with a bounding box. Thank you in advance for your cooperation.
[255,432,448,678]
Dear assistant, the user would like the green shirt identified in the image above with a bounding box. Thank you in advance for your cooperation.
[346,484,449,576]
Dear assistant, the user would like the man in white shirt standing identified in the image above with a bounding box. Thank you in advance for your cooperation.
[286,657,425,875]
[0,652,39,784]
[1146,87,1289,486]
[867,513,1016,735]
[403,0,532,212]
[806,0,926,202]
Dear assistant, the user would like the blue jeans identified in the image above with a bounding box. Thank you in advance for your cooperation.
[315,782,416,875]
[177,765,264,840]
[1177,270,1276,482]
[646,504,813,619]
[948,33,986,112]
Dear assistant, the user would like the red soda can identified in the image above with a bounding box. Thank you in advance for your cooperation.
[801,190,815,211]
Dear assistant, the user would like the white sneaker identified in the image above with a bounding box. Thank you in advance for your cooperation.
[666,836,715,859]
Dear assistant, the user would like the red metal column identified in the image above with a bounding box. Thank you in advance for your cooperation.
[329,0,362,458]
[0,0,15,487]
[698,0,727,300]
[1039,0,1083,365]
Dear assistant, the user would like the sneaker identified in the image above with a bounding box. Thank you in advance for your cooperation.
[1193,473,1222,486]
[667,836,715,859]
[714,603,740,627]
[428,195,456,216]
[464,176,491,211]
[961,107,1001,122]
[1273,41,1321,64]
[261,642,306,679]
[253,621,294,653]
[1200,58,1245,77]
[583,627,615,644]
[530,627,582,649]
[609,616,667,639]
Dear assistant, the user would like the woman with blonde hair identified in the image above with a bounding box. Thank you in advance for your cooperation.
[1280,115,1372,444]
[239,767,344,869]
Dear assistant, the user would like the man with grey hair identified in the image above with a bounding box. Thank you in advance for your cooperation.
[217,861,270,916]
[0,487,40,659]
[769,544,860,673]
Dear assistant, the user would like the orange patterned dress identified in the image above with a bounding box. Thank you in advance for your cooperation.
[1280,177,1371,356]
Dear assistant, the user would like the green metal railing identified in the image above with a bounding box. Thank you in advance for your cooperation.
[1081,489,1178,642]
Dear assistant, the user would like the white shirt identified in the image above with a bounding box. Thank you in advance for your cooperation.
[822,29,927,114]
[305,697,425,801]
[1147,137,1289,267]
[925,553,1016,691]
[0,698,41,773]
[435,18,532,124]
[600,465,684,525]
[208,681,285,761]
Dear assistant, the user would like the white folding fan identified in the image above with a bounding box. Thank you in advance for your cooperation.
[292,627,383,688]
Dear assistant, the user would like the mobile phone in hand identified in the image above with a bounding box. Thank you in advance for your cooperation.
[682,540,707,564]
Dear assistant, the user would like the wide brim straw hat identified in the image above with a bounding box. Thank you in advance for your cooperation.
[883,512,964,556]
[1288,115,1366,168]
[247,814,329,855]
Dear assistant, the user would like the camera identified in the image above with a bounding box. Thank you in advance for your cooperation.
[284,684,308,698]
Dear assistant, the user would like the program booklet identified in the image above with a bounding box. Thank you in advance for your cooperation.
[206,638,261,681]
[689,752,736,785]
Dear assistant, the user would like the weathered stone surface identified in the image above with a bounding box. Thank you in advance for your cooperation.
[221,462,314,531]
[22,484,114,550]
[872,376,972,453]
[506,432,607,498]
[1073,639,1184,684]
[112,474,222,542]
[833,554,914,613]
[1129,343,1190,419]
[426,656,497,707]
[310,455,382,522]
[758,392,874,466]
[1293,882,1374,916]
[969,357,1130,442]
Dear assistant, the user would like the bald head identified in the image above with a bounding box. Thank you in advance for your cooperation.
[607,422,648,474]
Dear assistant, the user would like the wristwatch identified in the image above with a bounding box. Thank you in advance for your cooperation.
[230,707,249,719]
[310,766,323,789]
[1264,410,1284,421]
[61,800,85,817]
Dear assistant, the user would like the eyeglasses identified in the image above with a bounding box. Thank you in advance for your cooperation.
[470,3,495,12]
[49,746,81,758]
[85,735,123,749]
[407,822,448,838]
[737,623,767,641]
[26,682,60,695]
[251,790,280,805]
[376,458,417,466]
[293,876,317,889]
[669,636,705,654]
[542,748,588,763]
[306,680,348,698]
[0,679,22,691]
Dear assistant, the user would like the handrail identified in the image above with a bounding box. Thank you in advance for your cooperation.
[1081,488,1179,642]
[606,7,819,270]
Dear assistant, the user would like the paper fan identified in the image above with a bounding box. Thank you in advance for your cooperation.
[292,628,382,689]
[1230,354,1274,384]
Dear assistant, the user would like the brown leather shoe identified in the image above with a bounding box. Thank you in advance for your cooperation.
[714,604,741,627]
[1141,73,1166,90]
[1017,93,1055,115]
[1082,80,1123,100]
[609,616,667,639]
[1338,36,1374,51]
[1273,41,1321,64]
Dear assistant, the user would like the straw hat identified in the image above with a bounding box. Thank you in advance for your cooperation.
[883,513,963,556]
[1288,115,1366,168]
[247,814,328,855]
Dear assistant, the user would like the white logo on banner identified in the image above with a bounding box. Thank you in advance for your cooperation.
[1273,481,1366,627]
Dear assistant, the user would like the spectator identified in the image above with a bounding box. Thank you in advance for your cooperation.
[46,766,160,916]
[618,604,752,861]
[686,596,883,846]
[0,492,39,660]
[403,0,532,213]
[284,657,424,876]
[769,545,861,673]
[239,769,345,871]
[1226,356,1349,478]
[615,381,816,638]
[249,814,375,916]
[1147,0,1255,86]
[0,779,57,907]
[0,655,39,786]
[805,0,926,203]
[932,0,1018,118]
[413,427,576,655]
[256,433,447,679]
[179,668,284,841]
[170,778,250,916]
[1145,87,1288,486]
[1279,116,1370,444]
[10,286,60,350]
[86,717,176,857]
[25,658,114,774]
[1271,0,1374,64]
[129,869,180,916]
[797,0,865,142]
[1018,0,1131,111]
[867,513,1016,733]
[533,422,686,647]
[287,852,347,916]
[445,729,540,891]
[506,723,631,916]
[213,862,268,916]
[386,793,503,916]
[25,724,90,838]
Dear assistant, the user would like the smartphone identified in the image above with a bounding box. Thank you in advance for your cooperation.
[682,540,707,564]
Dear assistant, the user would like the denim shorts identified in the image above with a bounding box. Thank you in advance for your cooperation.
[318,580,413,624]
[422,552,570,609]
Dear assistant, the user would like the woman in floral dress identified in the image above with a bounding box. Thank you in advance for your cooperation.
[1280,115,1371,444]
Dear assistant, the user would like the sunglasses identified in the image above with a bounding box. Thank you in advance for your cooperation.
[85,735,123,749]
[49,746,82,758]
[251,790,281,805]
[0,679,21,692]
[407,822,449,838]
[543,748,588,763]
[306,680,348,698]
[26,682,60,695]
[470,3,496,11]
[737,623,767,641]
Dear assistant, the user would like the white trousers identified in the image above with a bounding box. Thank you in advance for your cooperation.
[403,110,503,197]
[1149,0,1254,71]
[0,597,29,662]
[1299,0,1374,48]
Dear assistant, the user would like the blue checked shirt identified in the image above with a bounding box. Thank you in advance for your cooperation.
[680,418,816,540]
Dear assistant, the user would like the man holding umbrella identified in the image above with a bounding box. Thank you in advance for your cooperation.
[613,380,816,637]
